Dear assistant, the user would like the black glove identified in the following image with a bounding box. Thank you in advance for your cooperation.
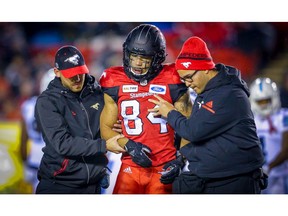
[160,155,185,184]
[124,140,152,168]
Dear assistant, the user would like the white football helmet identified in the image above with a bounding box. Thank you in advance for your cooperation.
[249,77,280,117]
[40,68,55,93]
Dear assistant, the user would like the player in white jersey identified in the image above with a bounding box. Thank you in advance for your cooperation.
[20,68,55,193]
[189,88,197,104]
[250,77,288,194]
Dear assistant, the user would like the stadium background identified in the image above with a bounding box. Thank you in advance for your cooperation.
[1,22,288,193]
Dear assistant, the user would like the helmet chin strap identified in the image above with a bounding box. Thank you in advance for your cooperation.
[130,68,149,76]
[129,67,149,85]
[125,58,162,85]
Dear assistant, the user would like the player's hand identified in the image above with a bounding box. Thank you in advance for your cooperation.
[125,140,152,168]
[106,134,126,154]
[112,120,122,133]
[159,155,185,184]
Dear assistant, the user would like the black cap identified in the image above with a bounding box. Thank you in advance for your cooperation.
[55,45,89,78]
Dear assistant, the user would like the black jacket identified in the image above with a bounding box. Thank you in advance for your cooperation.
[167,64,264,178]
[35,74,107,187]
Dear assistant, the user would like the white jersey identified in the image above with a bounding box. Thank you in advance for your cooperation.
[101,152,122,194]
[21,96,45,167]
[254,108,288,177]
[189,88,197,104]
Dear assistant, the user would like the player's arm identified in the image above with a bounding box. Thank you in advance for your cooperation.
[268,130,288,172]
[173,91,192,148]
[100,93,152,167]
[100,93,129,148]
[174,90,192,117]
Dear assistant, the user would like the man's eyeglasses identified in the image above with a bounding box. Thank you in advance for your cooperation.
[180,70,200,83]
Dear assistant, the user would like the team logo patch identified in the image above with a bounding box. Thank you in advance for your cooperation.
[64,54,80,65]
[91,103,100,110]
[149,84,166,95]
[181,62,191,69]
[201,100,215,114]
[123,85,138,93]
[123,166,132,174]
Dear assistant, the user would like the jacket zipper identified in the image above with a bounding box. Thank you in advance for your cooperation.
[79,98,94,185]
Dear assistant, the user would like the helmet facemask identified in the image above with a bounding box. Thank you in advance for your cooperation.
[128,53,153,82]
[255,98,273,117]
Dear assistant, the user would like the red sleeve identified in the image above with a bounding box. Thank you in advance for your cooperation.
[99,66,126,88]
[163,63,183,84]
[158,63,188,103]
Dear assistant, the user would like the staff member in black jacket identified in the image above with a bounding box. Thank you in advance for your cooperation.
[148,36,266,194]
[35,45,125,194]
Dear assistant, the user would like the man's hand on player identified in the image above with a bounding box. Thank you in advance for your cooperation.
[112,120,122,133]
[106,134,126,154]
[148,94,176,118]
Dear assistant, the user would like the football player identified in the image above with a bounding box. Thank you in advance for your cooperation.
[99,24,192,194]
[250,77,288,194]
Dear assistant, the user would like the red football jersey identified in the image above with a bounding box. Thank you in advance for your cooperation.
[100,63,187,167]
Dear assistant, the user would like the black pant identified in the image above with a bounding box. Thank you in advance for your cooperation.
[173,169,262,194]
[36,179,101,194]
[203,172,261,194]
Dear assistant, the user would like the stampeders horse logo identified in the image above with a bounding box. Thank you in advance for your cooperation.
[181,62,191,69]
[91,103,100,110]
[64,54,80,65]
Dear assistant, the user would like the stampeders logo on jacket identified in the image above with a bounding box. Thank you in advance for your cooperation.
[91,103,100,110]
[198,100,215,114]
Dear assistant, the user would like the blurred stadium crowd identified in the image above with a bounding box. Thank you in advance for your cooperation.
[0,22,288,193]
[1,22,288,121]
